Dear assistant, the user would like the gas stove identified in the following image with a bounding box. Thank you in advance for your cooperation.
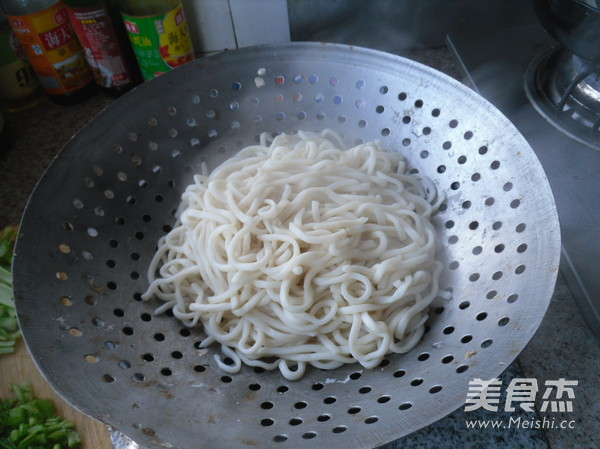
[447,0,600,339]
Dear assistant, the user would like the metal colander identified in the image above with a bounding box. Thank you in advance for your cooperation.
[13,43,560,449]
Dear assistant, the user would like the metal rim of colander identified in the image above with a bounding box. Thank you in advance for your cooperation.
[13,42,560,449]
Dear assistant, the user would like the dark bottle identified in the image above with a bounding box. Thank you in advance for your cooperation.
[1,0,97,105]
[64,0,142,97]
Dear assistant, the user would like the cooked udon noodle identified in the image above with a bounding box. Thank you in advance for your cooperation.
[143,130,443,380]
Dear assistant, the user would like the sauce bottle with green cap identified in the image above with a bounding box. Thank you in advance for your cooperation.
[119,0,195,81]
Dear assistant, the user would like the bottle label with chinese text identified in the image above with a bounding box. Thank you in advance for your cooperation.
[68,4,133,89]
[7,1,93,95]
[122,3,194,81]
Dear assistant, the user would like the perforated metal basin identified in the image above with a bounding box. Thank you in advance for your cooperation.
[13,43,560,449]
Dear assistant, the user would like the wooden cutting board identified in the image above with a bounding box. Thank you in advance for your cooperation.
[0,339,112,448]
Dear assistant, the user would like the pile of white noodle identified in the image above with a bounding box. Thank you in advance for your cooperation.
[142,130,443,380]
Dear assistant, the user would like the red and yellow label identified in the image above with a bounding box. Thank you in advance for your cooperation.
[7,1,93,95]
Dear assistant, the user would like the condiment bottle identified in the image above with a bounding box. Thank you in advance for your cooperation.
[1,0,96,105]
[119,0,195,81]
[0,9,43,112]
[64,0,141,96]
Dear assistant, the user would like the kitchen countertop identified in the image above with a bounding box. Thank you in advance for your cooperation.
[0,47,598,449]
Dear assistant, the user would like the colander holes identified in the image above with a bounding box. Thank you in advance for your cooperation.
[355,79,365,88]
[349,371,362,380]
[171,351,183,359]
[113,144,123,154]
[493,221,503,231]
[358,386,371,394]
[133,373,145,382]
[458,155,467,164]
[479,145,488,155]
[142,353,154,362]
[491,160,501,170]
[442,355,454,364]
[119,360,131,369]
[469,273,480,282]
[84,295,96,305]
[429,385,443,394]
[402,138,411,147]
[418,352,430,361]
[355,99,365,108]
[485,197,495,206]
[179,328,191,337]
[221,376,232,383]
[423,126,431,135]
[492,271,503,280]
[297,111,307,120]
[459,301,470,310]
[461,335,473,344]
[113,308,124,317]
[456,365,469,373]
[398,92,407,101]
[92,317,105,327]
[332,426,347,434]
[316,112,325,120]
[481,339,493,348]
[507,294,519,303]
[448,235,459,244]
[410,378,423,386]
[437,165,446,173]
[393,369,406,378]
[122,326,133,335]
[365,416,379,424]
[167,106,177,115]
[333,95,343,105]
[127,196,136,205]
[311,383,324,391]
[462,200,471,209]
[102,374,115,383]
[324,396,336,404]
[358,119,367,128]
[73,199,84,209]
[476,312,488,321]
[209,88,219,97]
[154,333,165,341]
[516,223,527,233]
[338,115,347,123]
[289,418,303,426]
[443,325,455,335]
[84,177,94,188]
[277,385,289,394]
[464,131,474,140]
[517,243,528,253]
[294,401,307,409]
[230,101,239,111]
[494,244,505,253]
[107,281,117,290]
[515,265,526,274]
[486,290,497,299]
[510,199,521,209]
[420,150,429,159]
[132,155,142,166]
[191,95,200,104]
[402,115,411,124]
[303,432,317,439]
[87,227,98,237]
[432,108,441,117]
[161,368,172,376]
[317,414,330,422]
[442,141,452,150]
[261,401,274,410]
[450,181,460,190]
[379,85,389,94]
[471,172,481,182]
[381,128,390,136]
[449,119,458,128]
[398,402,412,411]
[193,365,206,373]
[469,221,479,230]
[104,341,116,350]
[375,105,385,114]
